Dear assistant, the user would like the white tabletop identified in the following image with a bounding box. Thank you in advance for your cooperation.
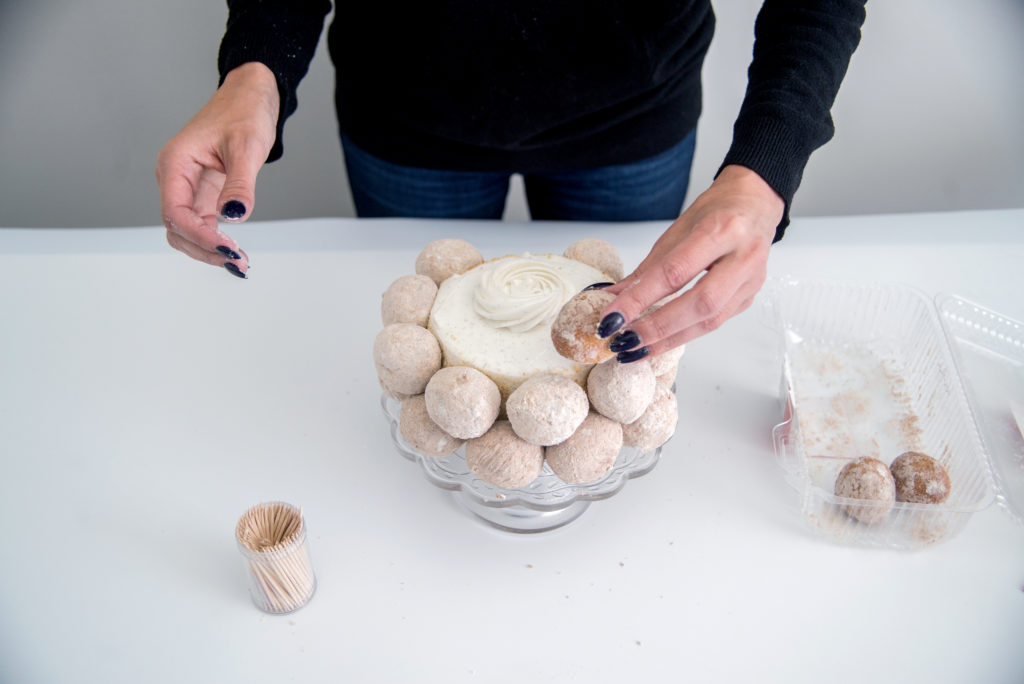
[1,210,1022,683]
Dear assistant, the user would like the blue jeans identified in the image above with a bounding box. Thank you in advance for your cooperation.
[342,130,696,221]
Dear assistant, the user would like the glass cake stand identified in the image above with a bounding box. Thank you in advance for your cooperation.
[382,393,663,533]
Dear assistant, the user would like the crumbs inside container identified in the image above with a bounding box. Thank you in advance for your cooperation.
[789,342,928,492]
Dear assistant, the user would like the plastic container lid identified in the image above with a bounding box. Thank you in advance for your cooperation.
[936,294,1024,527]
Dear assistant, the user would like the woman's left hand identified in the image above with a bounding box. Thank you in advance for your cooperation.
[600,164,785,362]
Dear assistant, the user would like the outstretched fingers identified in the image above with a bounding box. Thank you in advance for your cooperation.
[598,229,729,341]
[597,164,781,362]
[599,216,771,362]
[642,293,758,358]
[606,258,752,361]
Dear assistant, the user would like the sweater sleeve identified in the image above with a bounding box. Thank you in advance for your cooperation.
[217,0,332,162]
[720,0,867,241]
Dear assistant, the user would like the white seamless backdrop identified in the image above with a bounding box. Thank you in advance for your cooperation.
[0,0,1021,228]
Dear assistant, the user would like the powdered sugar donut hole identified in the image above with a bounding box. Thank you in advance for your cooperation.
[551,289,617,364]
[374,323,442,396]
[424,366,501,439]
[564,238,624,282]
[834,457,896,525]
[381,274,438,327]
[587,357,656,424]
[399,394,465,458]
[379,377,413,403]
[465,421,544,489]
[545,411,623,484]
[648,344,686,384]
[506,373,590,446]
[415,239,484,285]
[622,384,678,452]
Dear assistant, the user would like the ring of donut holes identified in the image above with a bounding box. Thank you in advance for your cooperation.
[376,238,680,490]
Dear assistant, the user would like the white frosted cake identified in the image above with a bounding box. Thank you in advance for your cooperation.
[376,238,681,490]
[428,253,605,400]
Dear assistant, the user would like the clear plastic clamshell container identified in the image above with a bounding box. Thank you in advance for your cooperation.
[765,279,1001,549]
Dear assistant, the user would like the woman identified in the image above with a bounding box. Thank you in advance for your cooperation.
[156,0,866,361]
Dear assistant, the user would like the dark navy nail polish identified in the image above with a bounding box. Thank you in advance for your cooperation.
[224,262,247,279]
[583,282,614,291]
[597,312,625,339]
[221,200,246,220]
[216,245,242,260]
[609,330,641,353]
[617,347,650,364]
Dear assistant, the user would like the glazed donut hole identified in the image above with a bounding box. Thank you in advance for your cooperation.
[889,451,951,504]
[834,457,896,525]
[374,323,442,396]
[415,238,484,285]
[551,289,617,364]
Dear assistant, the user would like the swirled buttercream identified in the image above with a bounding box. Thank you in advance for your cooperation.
[473,255,571,333]
[429,253,605,402]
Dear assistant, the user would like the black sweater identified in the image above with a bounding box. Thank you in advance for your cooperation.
[218,0,866,239]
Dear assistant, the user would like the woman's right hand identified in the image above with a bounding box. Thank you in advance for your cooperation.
[155,62,280,278]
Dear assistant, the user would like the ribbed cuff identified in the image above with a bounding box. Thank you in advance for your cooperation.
[718,113,817,242]
[217,53,291,164]
[216,2,330,164]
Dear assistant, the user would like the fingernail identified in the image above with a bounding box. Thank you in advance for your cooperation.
[617,347,650,364]
[583,282,614,291]
[221,200,246,221]
[224,262,247,279]
[216,245,242,260]
[609,330,641,353]
[597,312,625,339]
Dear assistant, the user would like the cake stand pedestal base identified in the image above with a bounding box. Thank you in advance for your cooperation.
[452,491,590,533]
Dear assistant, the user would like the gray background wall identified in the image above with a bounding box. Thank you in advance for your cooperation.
[0,0,1021,229]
